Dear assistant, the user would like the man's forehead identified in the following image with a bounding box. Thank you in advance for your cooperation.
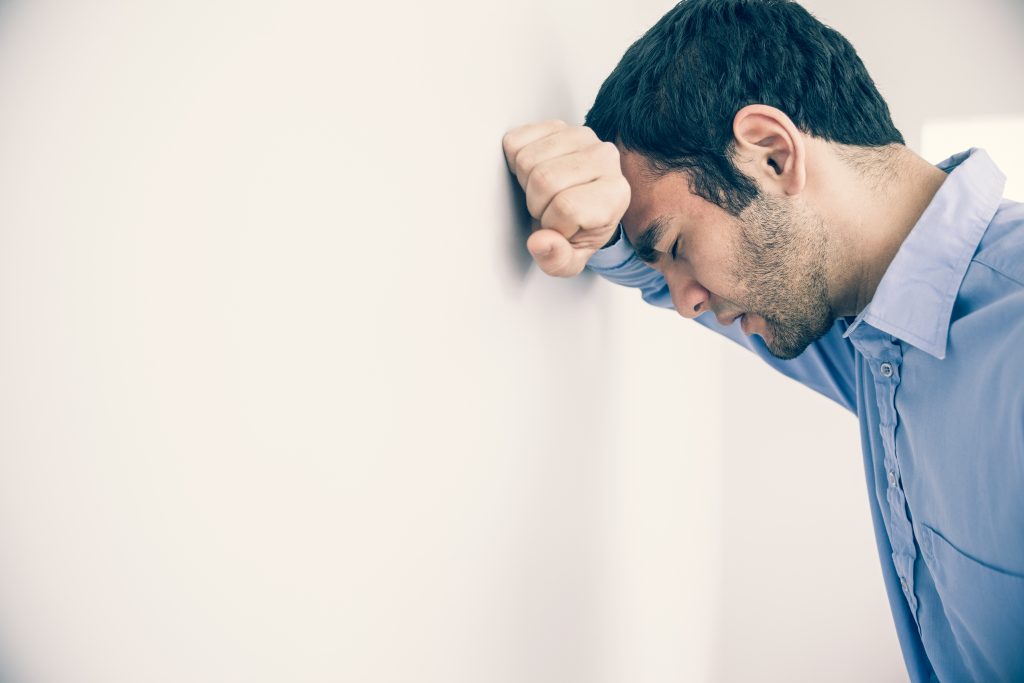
[616,149,653,230]
[617,149,670,250]
[616,145,659,183]
[616,148,712,243]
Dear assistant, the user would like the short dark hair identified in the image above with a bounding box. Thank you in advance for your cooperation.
[584,0,905,216]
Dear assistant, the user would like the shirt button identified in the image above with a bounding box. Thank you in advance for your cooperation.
[880,362,894,377]
[887,470,897,486]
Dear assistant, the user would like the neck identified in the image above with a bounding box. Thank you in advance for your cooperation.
[810,142,950,318]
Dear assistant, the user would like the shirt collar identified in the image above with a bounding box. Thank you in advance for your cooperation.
[841,148,1007,359]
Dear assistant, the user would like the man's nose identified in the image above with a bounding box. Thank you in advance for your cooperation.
[667,273,710,319]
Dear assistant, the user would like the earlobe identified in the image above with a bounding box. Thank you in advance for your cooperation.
[732,104,806,196]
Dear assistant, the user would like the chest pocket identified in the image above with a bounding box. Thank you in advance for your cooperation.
[919,524,1024,682]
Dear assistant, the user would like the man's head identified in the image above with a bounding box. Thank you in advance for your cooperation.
[584,0,904,359]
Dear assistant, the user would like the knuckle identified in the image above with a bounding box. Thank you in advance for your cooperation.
[571,199,594,225]
[598,140,620,163]
[550,191,576,221]
[593,195,621,230]
[596,203,616,229]
[501,129,521,158]
[579,130,601,152]
[616,174,632,201]
[528,164,556,195]
[541,207,570,236]
[513,150,534,178]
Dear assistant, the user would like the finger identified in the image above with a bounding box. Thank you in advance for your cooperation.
[527,229,596,278]
[513,126,600,190]
[501,119,569,177]
[539,175,630,241]
[524,140,618,219]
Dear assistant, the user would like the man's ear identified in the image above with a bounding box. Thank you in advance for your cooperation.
[731,104,806,196]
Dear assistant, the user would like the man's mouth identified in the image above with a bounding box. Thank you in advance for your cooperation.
[741,313,768,338]
[716,311,746,327]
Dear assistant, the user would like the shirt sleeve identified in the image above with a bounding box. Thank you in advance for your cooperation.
[586,224,858,414]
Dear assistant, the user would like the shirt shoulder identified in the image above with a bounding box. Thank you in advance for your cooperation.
[972,198,1024,288]
[950,199,1024,360]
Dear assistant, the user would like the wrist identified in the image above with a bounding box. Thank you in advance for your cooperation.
[601,223,622,249]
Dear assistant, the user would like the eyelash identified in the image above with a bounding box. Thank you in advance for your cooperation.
[670,241,681,260]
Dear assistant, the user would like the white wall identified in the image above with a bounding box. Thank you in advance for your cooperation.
[0,2,725,682]
[0,2,1019,682]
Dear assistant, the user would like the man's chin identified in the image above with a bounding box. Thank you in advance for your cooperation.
[764,339,810,361]
[760,317,831,360]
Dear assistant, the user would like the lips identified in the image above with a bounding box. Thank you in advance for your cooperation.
[713,311,759,336]
[741,313,762,336]
[716,312,744,326]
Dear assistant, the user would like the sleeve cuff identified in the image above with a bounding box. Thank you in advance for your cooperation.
[586,223,635,270]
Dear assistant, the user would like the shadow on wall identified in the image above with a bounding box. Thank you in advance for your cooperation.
[506,172,536,278]
[501,48,600,284]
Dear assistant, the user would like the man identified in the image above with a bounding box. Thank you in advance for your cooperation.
[501,1,1024,681]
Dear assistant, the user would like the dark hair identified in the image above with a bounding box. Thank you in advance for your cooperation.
[584,0,905,216]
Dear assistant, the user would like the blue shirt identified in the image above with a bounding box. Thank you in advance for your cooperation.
[586,148,1024,683]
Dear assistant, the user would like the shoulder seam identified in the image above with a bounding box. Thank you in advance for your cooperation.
[972,257,1024,289]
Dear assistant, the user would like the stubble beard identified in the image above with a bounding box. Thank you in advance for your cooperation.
[733,193,836,360]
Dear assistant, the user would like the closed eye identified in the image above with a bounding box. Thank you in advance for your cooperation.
[671,238,681,260]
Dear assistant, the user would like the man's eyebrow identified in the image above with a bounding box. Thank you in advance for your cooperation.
[633,215,670,265]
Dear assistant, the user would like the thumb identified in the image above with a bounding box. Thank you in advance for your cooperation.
[527,228,588,277]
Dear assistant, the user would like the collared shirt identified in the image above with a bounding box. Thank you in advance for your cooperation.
[586,148,1024,682]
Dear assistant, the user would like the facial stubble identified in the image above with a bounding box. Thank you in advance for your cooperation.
[732,194,836,360]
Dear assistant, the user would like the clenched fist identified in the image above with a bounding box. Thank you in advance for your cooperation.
[502,120,631,277]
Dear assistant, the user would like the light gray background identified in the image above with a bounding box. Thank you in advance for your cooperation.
[0,1,1020,681]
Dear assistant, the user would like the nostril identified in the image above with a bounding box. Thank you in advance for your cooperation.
[693,302,702,313]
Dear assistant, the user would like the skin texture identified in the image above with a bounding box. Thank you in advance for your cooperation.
[503,106,949,360]
[615,127,836,359]
[723,189,834,359]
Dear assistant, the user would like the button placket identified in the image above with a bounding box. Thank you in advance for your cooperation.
[855,327,920,621]
[881,353,920,615]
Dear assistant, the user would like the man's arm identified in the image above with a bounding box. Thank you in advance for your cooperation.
[587,223,859,414]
